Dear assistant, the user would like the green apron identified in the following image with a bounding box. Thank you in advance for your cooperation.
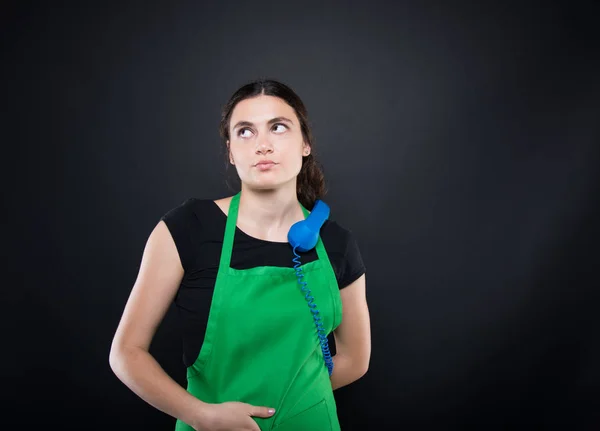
[175,192,343,430]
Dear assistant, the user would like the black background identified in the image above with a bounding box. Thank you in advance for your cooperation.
[3,1,599,429]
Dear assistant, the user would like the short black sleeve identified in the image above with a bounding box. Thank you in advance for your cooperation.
[338,230,366,288]
[160,198,197,272]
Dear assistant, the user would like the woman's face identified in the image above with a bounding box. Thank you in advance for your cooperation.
[228,95,310,190]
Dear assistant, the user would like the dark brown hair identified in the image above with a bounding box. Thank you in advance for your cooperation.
[219,78,326,210]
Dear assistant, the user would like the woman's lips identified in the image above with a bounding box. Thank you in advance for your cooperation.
[255,162,277,171]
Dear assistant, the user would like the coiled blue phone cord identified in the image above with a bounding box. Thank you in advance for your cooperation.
[292,246,334,376]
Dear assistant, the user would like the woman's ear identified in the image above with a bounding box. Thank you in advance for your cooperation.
[227,141,235,165]
[303,143,311,156]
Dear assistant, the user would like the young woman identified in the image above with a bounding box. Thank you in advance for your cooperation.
[109,79,371,430]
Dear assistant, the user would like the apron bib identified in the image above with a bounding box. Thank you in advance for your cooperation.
[175,192,343,430]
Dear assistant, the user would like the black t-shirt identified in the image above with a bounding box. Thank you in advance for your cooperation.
[160,198,366,367]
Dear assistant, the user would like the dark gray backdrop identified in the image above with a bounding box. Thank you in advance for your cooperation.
[4,1,599,429]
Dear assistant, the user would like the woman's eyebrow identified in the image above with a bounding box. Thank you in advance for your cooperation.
[232,116,294,130]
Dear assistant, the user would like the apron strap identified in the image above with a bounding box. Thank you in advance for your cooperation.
[219,192,240,271]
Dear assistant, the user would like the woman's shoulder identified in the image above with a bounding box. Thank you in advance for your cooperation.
[213,195,233,217]
[322,218,349,235]
[321,218,360,251]
[161,196,226,224]
[321,217,366,286]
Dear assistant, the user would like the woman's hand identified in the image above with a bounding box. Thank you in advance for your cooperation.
[193,401,276,431]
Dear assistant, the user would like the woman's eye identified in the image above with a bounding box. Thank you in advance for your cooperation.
[238,128,253,138]
[272,123,288,133]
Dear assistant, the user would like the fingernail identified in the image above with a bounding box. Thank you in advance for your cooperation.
[268,408,275,415]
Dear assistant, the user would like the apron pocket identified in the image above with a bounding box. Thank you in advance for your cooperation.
[272,398,332,431]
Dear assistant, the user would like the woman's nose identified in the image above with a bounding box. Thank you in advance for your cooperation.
[255,136,273,154]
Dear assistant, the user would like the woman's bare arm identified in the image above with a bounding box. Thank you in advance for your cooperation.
[330,274,371,390]
[109,221,209,427]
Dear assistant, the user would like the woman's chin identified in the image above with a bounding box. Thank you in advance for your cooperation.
[246,177,293,191]
[250,182,280,191]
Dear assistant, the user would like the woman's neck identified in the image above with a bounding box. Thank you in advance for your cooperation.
[237,183,304,242]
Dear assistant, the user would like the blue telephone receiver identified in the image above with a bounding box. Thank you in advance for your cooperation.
[287,199,334,376]
[287,199,330,252]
